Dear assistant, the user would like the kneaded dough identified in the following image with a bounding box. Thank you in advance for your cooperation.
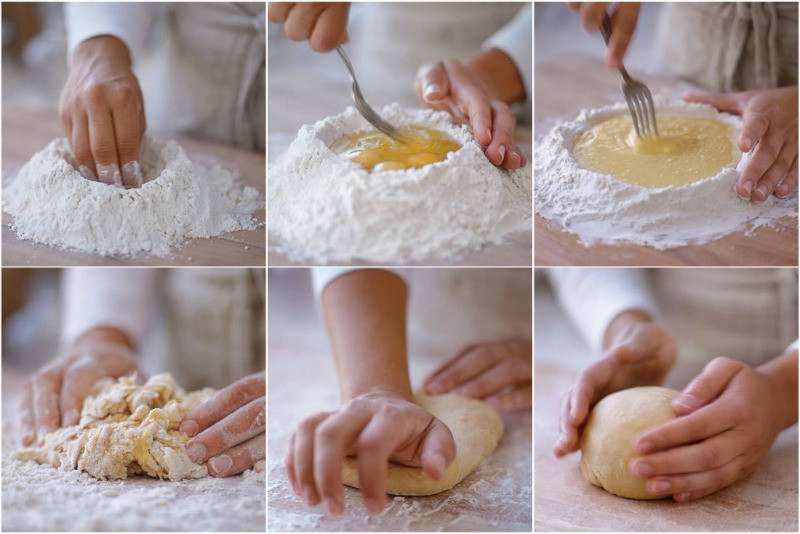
[580,386,679,499]
[16,373,214,481]
[341,393,504,496]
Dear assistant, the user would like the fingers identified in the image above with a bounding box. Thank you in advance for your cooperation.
[682,91,748,115]
[109,85,143,187]
[267,2,294,23]
[87,104,122,186]
[606,3,640,69]
[59,364,105,427]
[644,454,745,498]
[634,400,736,455]
[20,383,36,446]
[578,3,609,32]
[280,3,349,52]
[286,431,299,494]
[444,59,492,146]
[486,101,516,167]
[180,372,265,437]
[672,357,744,414]
[568,358,612,425]
[309,4,349,52]
[631,430,740,477]
[484,383,532,412]
[282,3,322,42]
[776,157,798,198]
[751,143,795,201]
[187,397,265,464]
[292,412,330,506]
[423,344,475,393]
[416,61,450,104]
[738,101,770,152]
[69,115,98,181]
[423,345,504,395]
[451,356,529,399]
[31,367,62,440]
[354,414,406,513]
[208,433,265,478]
[554,392,578,457]
[418,418,457,480]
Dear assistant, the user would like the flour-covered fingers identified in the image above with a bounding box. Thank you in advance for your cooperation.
[484,383,532,412]
[751,142,794,201]
[776,157,798,198]
[452,356,529,399]
[31,367,62,440]
[187,397,265,464]
[70,115,97,180]
[504,142,527,170]
[672,357,743,414]
[445,60,492,146]
[20,383,36,446]
[87,106,122,186]
[486,101,516,167]
[59,363,106,426]
[293,412,330,505]
[631,430,740,477]
[181,372,265,438]
[633,401,735,455]
[208,434,265,477]
[355,415,408,513]
[644,454,745,497]
[419,418,456,480]
[109,86,143,188]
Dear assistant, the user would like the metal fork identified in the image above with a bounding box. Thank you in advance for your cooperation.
[336,45,402,141]
[600,14,658,138]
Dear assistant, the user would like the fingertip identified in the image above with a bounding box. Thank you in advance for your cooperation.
[735,179,753,199]
[425,452,447,480]
[633,438,654,455]
[423,83,445,102]
[179,420,199,437]
[671,393,698,412]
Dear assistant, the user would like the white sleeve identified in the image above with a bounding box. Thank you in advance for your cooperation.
[786,340,799,353]
[64,3,157,59]
[61,268,158,347]
[547,268,660,353]
[483,4,532,104]
[311,268,407,299]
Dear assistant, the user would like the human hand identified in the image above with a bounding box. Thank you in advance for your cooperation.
[285,389,456,515]
[553,310,676,457]
[567,2,641,69]
[423,338,531,411]
[20,325,138,446]
[684,87,798,201]
[629,355,796,502]
[180,371,265,478]
[59,36,146,187]
[268,2,350,52]
[415,53,527,170]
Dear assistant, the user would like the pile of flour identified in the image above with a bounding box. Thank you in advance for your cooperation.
[269,104,531,264]
[3,136,261,257]
[535,97,798,249]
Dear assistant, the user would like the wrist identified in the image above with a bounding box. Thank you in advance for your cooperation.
[343,382,413,404]
[757,351,798,430]
[73,325,135,351]
[467,48,526,105]
[603,309,653,349]
[71,35,132,69]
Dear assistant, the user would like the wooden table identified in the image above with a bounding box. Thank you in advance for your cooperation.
[2,107,266,266]
[534,282,799,531]
[534,55,798,266]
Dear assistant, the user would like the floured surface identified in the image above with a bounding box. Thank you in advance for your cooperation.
[534,283,798,531]
[2,368,265,532]
[535,96,797,250]
[267,271,531,531]
[269,104,531,265]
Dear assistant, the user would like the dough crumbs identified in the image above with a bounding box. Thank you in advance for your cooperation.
[16,373,215,481]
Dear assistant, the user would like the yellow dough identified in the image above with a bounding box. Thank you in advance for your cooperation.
[16,373,214,481]
[580,386,679,499]
[573,115,741,188]
[331,126,462,172]
[341,393,503,496]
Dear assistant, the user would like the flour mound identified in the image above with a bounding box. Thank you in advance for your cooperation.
[3,136,262,257]
[269,104,531,264]
[535,97,798,249]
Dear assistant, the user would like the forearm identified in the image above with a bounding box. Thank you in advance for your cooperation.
[320,270,412,402]
[467,48,526,105]
[758,350,798,429]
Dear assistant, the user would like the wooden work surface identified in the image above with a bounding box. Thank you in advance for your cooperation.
[534,55,798,266]
[2,107,266,266]
[534,283,798,531]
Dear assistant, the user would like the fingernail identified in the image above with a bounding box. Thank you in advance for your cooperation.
[497,145,506,163]
[78,165,97,181]
[209,455,233,476]
[180,420,199,437]
[756,184,768,199]
[636,440,654,454]
[324,498,342,515]
[429,453,446,478]
[743,181,753,197]
[39,425,51,440]
[743,137,753,151]
[485,129,492,143]
[675,492,691,503]
[304,485,318,504]
[187,443,206,464]
[424,84,444,101]
[121,161,143,188]
[632,461,654,477]
[651,480,672,494]
[63,409,80,426]
[22,432,34,445]
[777,184,789,197]
[673,394,698,411]
[96,163,123,187]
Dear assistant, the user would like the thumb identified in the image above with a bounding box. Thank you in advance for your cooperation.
[416,61,450,104]
[683,91,748,114]
[672,357,744,415]
[419,418,456,480]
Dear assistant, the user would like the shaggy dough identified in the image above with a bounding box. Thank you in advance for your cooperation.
[16,373,214,481]
[341,393,504,496]
[580,386,679,499]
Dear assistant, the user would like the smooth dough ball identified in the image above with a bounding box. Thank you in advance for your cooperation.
[341,393,503,496]
[580,386,679,499]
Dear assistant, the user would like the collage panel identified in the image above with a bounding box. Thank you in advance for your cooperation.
[1,268,266,531]
[267,1,532,266]
[534,267,798,531]
[268,267,532,531]
[2,2,266,267]
[534,2,798,266]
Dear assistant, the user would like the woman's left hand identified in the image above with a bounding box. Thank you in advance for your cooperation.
[684,86,798,201]
[423,338,531,411]
[180,372,265,477]
[629,357,793,502]
[415,52,527,170]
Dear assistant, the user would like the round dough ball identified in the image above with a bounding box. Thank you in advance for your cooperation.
[580,386,679,499]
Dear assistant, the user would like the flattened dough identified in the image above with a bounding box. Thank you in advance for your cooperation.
[341,393,504,496]
[16,373,214,481]
[580,386,679,499]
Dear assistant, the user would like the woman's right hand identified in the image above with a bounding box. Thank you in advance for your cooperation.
[285,389,456,516]
[20,325,139,446]
[268,2,351,52]
[567,2,641,69]
[59,35,146,188]
[553,310,676,457]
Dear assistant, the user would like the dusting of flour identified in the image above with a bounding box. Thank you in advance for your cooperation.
[535,97,798,249]
[3,136,262,257]
[268,104,531,264]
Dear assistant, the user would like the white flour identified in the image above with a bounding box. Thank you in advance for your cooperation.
[3,136,262,257]
[535,97,798,249]
[268,104,531,264]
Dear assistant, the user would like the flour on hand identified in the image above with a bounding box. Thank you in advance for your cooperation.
[535,97,798,249]
[16,373,214,481]
[3,136,262,257]
[268,104,532,264]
